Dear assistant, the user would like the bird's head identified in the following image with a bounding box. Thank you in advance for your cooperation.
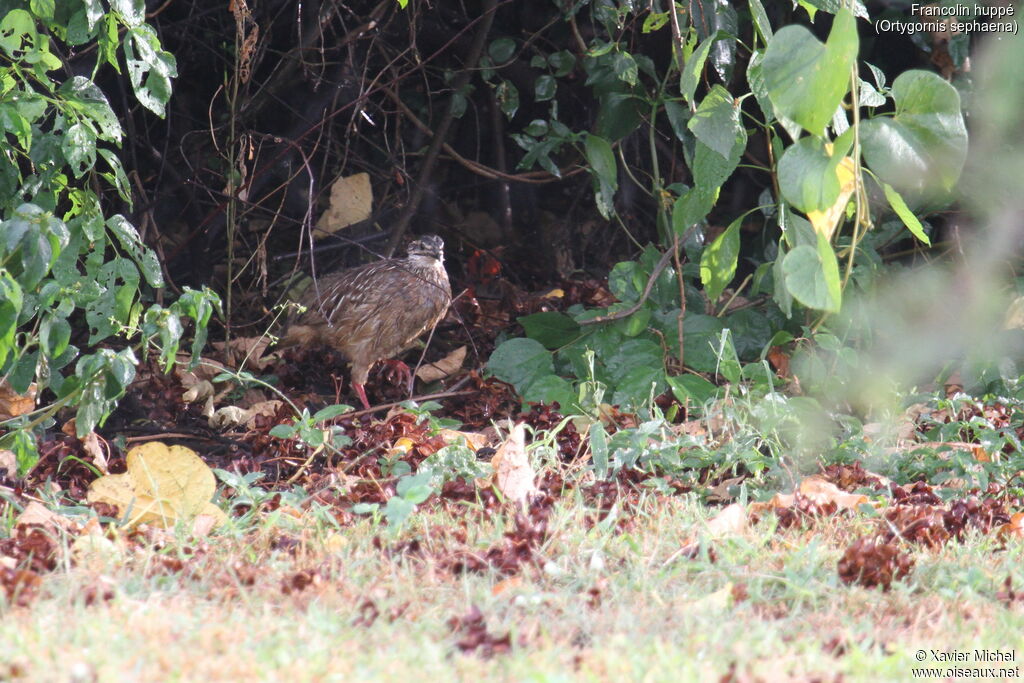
[407,234,444,262]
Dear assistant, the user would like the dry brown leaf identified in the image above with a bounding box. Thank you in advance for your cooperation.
[208,405,253,429]
[81,431,109,474]
[751,475,870,515]
[15,501,72,532]
[492,575,523,596]
[671,504,749,565]
[438,428,489,451]
[999,512,1024,540]
[685,582,735,612]
[316,172,372,236]
[706,476,745,504]
[0,449,16,479]
[491,424,536,506]
[704,503,749,537]
[210,336,275,369]
[415,345,467,382]
[87,442,224,529]
[182,379,215,404]
[0,380,35,421]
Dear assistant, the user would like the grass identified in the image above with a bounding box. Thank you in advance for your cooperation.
[3,487,1024,682]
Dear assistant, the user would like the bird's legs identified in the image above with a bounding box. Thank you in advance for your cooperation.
[352,382,371,411]
[380,359,415,393]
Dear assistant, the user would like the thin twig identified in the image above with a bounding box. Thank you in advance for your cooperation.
[580,225,698,326]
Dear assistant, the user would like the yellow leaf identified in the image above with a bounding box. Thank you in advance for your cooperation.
[437,429,489,451]
[87,442,223,529]
[127,442,216,517]
[315,172,373,236]
[807,155,856,241]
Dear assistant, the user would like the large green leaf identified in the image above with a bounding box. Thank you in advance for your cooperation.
[688,85,743,160]
[486,337,553,392]
[519,312,581,349]
[688,0,737,84]
[861,70,968,196]
[584,134,618,219]
[781,232,842,312]
[682,313,726,373]
[679,34,715,107]
[881,182,931,245]
[762,8,858,136]
[699,215,741,304]
[777,136,840,213]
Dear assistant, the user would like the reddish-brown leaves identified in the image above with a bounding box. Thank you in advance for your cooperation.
[448,605,512,658]
[837,537,914,590]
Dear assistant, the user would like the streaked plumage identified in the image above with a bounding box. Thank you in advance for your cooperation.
[281,235,451,409]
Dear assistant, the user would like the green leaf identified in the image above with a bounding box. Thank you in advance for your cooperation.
[688,85,741,160]
[30,0,55,20]
[682,314,725,374]
[672,186,715,234]
[82,0,104,31]
[488,37,515,63]
[98,149,132,202]
[585,134,618,219]
[663,100,691,143]
[124,25,177,116]
[0,104,32,151]
[689,0,738,84]
[594,92,643,142]
[692,117,745,194]
[63,123,97,177]
[748,0,773,43]
[269,424,296,439]
[397,472,433,504]
[519,311,580,349]
[606,339,663,384]
[0,11,39,59]
[487,337,553,392]
[777,136,840,213]
[612,52,638,86]
[495,79,519,119]
[612,364,666,409]
[861,70,968,196]
[680,34,715,107]
[522,374,576,410]
[615,307,651,338]
[667,373,719,405]
[700,215,741,303]
[723,308,773,360]
[881,182,930,245]
[60,76,123,143]
[642,12,669,33]
[312,404,353,423]
[762,8,858,136]
[107,215,163,286]
[781,233,842,312]
[771,250,793,318]
[547,51,575,77]
[40,315,71,357]
[383,495,415,527]
[0,273,22,368]
[534,74,556,102]
[111,0,146,27]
